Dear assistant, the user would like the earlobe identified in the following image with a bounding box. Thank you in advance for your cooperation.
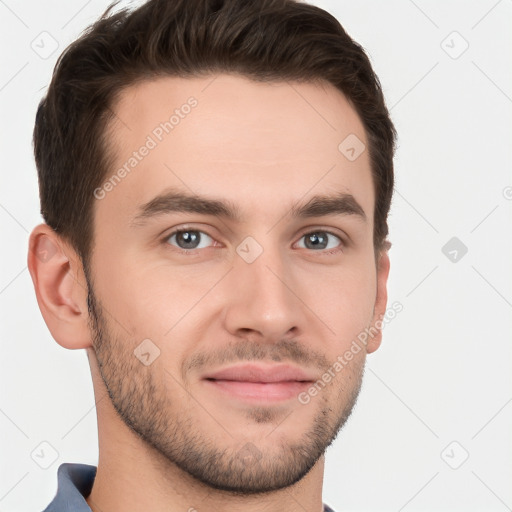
[366,246,391,354]
[27,224,92,350]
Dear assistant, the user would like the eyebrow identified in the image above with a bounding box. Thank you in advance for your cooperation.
[130,188,367,227]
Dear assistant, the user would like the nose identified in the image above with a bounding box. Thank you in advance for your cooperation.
[222,242,304,343]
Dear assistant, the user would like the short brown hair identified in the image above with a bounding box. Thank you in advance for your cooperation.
[33,0,396,267]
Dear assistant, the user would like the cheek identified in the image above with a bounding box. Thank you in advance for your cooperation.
[92,248,222,346]
[298,260,377,346]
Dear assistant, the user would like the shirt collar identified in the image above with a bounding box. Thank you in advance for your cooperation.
[42,463,95,512]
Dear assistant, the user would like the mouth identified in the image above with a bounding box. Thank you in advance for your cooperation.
[201,363,317,402]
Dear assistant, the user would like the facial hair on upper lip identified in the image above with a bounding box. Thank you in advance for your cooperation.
[180,338,332,383]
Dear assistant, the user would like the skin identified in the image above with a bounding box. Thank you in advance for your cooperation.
[28,73,390,512]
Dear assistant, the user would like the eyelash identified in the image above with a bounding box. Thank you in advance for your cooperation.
[162,227,345,256]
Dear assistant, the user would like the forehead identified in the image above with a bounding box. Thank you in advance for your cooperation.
[99,73,374,225]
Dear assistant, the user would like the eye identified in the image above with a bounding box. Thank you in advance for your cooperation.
[296,230,343,251]
[165,229,215,251]
[162,228,343,255]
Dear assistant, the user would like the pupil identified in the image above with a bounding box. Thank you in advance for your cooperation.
[306,232,327,250]
[177,231,199,249]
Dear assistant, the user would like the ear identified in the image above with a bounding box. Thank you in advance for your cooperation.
[27,223,92,350]
[365,243,391,354]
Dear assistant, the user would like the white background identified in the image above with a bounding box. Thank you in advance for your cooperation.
[1,1,511,511]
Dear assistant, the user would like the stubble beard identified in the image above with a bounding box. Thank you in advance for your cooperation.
[85,273,365,495]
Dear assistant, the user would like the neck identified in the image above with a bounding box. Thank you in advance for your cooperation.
[87,372,325,512]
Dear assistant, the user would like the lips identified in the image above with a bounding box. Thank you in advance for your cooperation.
[202,363,317,402]
[203,363,316,383]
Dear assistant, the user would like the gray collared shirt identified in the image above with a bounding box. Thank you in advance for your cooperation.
[42,463,337,511]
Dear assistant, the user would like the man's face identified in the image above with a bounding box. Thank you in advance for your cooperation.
[86,74,387,492]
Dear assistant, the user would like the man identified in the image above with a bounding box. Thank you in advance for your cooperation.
[28,0,396,510]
